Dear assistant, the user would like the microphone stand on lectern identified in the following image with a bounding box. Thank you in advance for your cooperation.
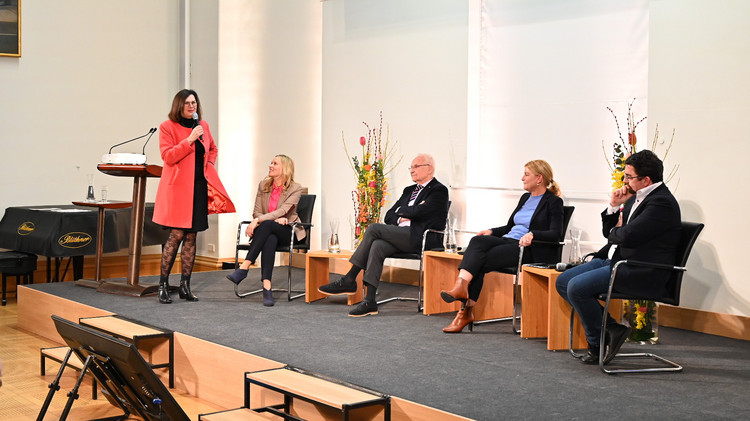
[95,163,162,296]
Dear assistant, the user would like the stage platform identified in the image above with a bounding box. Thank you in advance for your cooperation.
[17,268,750,420]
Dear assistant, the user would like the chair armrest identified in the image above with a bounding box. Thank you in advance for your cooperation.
[528,239,564,247]
[289,221,313,229]
[613,259,686,272]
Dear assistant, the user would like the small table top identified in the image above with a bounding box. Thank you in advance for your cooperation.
[72,200,133,209]
[423,250,463,260]
[307,249,355,258]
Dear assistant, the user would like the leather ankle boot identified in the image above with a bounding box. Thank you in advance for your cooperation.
[178,275,199,301]
[158,276,172,304]
[443,305,474,333]
[440,277,470,303]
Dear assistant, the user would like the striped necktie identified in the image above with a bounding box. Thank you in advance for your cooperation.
[410,184,424,201]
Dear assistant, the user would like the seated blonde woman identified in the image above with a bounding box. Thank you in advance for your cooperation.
[440,159,564,333]
[225,155,305,307]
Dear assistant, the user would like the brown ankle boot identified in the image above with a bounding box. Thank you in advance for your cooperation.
[443,306,474,333]
[440,277,469,303]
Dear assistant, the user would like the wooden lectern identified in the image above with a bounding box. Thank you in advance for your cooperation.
[95,164,162,296]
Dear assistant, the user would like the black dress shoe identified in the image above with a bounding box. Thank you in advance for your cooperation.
[580,348,600,365]
[603,323,632,364]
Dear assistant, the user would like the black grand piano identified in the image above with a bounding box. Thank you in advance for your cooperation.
[0,204,168,283]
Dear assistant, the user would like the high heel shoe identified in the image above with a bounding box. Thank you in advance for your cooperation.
[178,276,199,301]
[442,305,474,333]
[158,276,172,304]
[440,276,469,303]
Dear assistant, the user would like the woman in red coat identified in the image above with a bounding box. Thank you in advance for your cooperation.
[153,89,235,304]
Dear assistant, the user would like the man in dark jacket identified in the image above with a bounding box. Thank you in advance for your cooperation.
[319,153,449,316]
[556,150,681,364]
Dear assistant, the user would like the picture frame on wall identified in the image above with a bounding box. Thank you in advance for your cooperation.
[0,0,20,57]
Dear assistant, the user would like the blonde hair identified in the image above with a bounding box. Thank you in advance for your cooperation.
[525,159,561,197]
[262,154,295,192]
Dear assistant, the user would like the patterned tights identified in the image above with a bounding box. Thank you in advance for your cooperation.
[160,229,197,279]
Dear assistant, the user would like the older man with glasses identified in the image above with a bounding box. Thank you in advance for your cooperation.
[319,153,449,316]
[555,149,681,365]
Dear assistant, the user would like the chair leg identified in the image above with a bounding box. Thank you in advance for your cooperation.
[598,295,682,374]
[472,273,517,327]
[568,308,586,359]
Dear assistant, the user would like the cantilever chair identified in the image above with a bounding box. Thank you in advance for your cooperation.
[568,221,704,374]
[233,194,316,301]
[378,228,446,312]
[474,205,575,333]
[377,201,452,312]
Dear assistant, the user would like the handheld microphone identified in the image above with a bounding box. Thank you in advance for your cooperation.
[192,113,203,140]
[141,128,157,155]
[555,262,582,272]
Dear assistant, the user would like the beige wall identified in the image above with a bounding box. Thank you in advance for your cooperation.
[1,0,749,318]
[648,0,750,316]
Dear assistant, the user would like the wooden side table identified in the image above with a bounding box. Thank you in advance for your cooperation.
[305,250,363,305]
[71,200,132,288]
[422,251,514,321]
[521,266,621,351]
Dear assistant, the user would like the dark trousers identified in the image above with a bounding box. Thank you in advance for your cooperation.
[349,223,412,288]
[458,235,520,302]
[244,221,293,281]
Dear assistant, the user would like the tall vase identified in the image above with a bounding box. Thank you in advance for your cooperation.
[443,216,457,253]
[622,300,659,344]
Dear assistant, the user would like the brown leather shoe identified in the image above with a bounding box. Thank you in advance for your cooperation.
[440,277,470,303]
[443,306,474,333]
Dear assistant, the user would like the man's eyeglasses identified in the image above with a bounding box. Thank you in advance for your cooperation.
[623,174,643,181]
[409,164,431,170]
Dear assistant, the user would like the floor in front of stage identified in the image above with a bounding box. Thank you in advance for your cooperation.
[22,268,750,420]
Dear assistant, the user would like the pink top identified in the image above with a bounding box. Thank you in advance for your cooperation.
[268,184,283,212]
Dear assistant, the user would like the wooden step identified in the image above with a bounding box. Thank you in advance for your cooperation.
[41,346,86,370]
[40,346,98,399]
[78,314,175,388]
[245,367,390,419]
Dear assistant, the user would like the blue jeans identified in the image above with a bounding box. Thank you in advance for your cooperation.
[555,258,617,346]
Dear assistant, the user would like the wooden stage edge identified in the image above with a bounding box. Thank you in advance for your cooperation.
[16,286,471,421]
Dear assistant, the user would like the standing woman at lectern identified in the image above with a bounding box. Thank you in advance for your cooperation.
[153,89,235,304]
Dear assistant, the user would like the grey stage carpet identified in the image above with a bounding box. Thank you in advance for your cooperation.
[28,269,750,420]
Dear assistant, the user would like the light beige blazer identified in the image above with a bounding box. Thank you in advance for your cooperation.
[253,179,305,241]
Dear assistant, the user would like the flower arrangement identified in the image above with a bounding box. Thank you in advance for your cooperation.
[602,98,678,190]
[343,112,402,244]
[602,98,678,345]
[602,99,646,190]
[622,300,659,343]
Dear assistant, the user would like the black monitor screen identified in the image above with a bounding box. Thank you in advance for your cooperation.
[51,315,189,421]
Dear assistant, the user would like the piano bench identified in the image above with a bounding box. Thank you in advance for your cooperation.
[1,251,37,306]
